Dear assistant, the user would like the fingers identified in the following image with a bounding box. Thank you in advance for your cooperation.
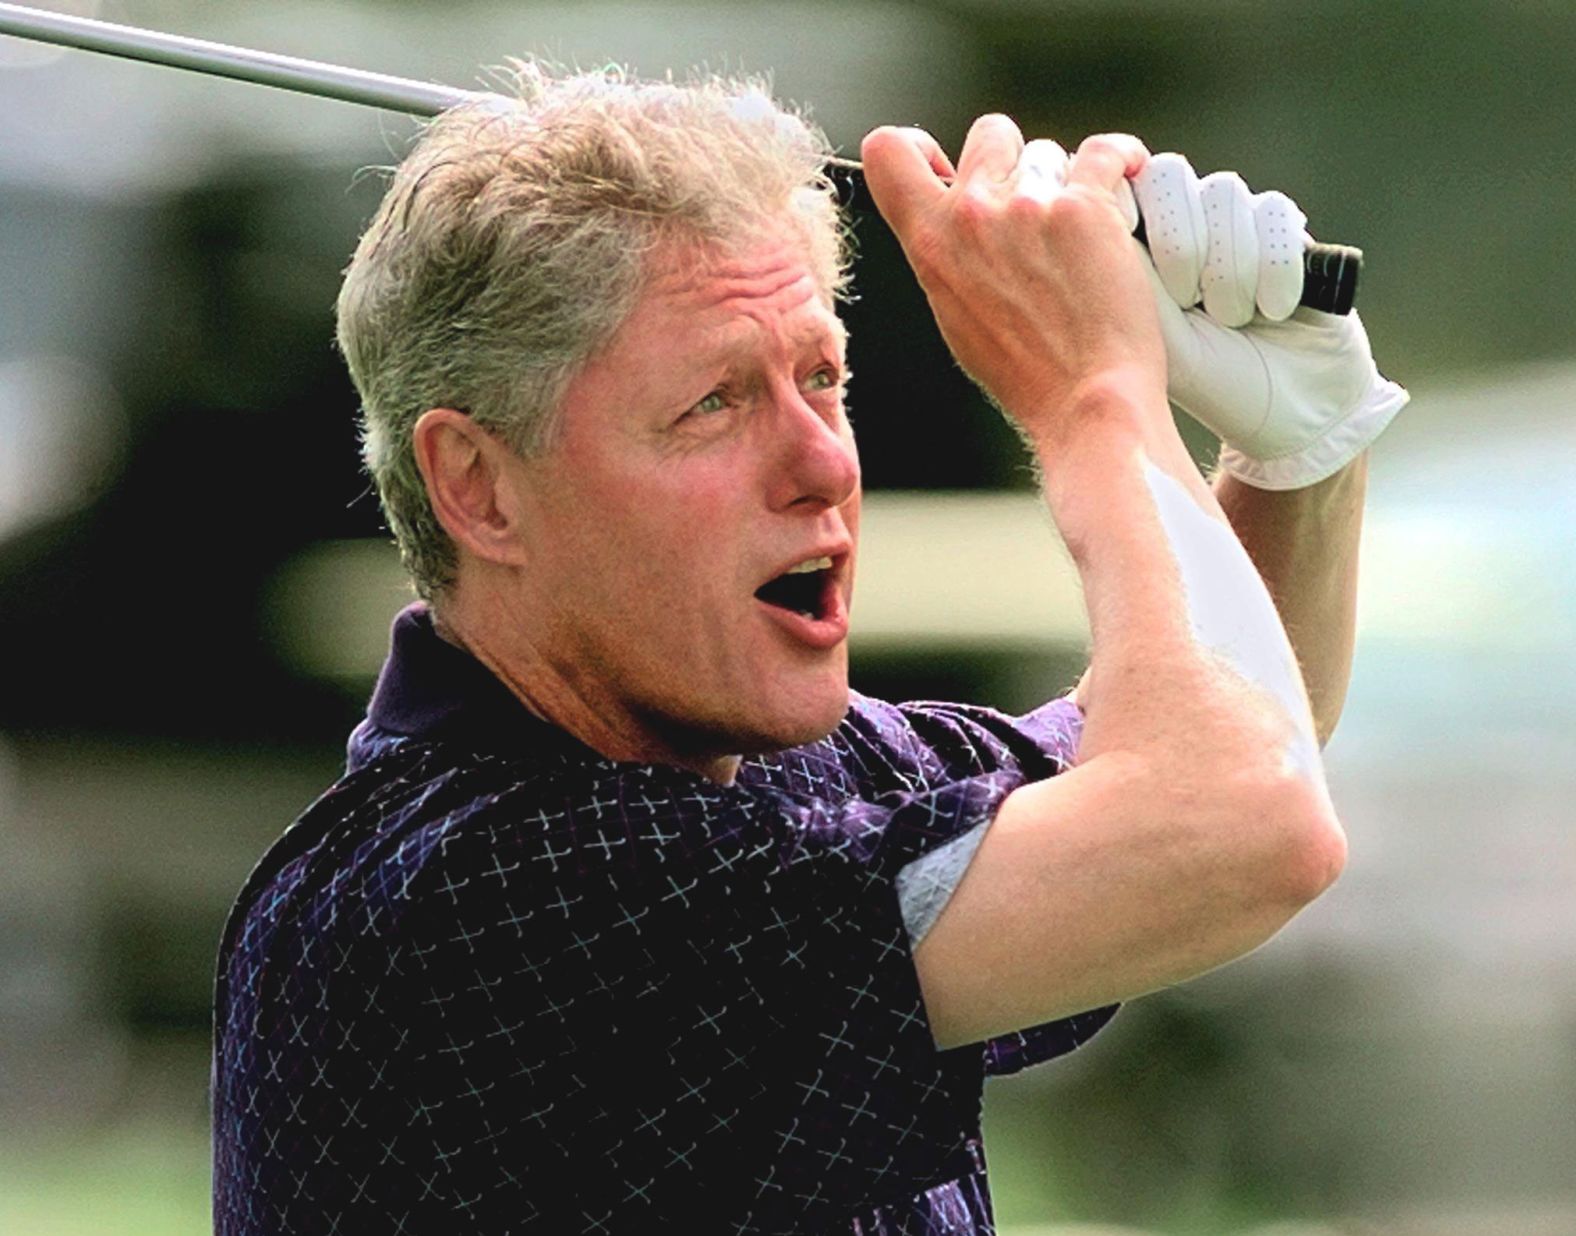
[875,119,1145,270]
[861,125,954,237]
[1132,153,1310,326]
[956,113,1025,184]
[1059,133,1146,239]
[1132,152,1207,307]
[1010,138,1069,205]
[1065,132,1153,236]
[1199,171,1259,328]
[1252,189,1307,321]
[1066,132,1149,184]
[864,119,1167,431]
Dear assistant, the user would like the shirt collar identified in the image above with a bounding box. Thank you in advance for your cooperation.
[351,603,809,784]
[355,602,569,760]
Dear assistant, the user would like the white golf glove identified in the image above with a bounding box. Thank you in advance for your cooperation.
[1129,153,1409,490]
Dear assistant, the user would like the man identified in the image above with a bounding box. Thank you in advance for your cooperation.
[211,66,1405,1234]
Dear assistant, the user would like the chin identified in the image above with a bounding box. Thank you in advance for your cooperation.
[758,656,852,749]
[757,683,851,753]
[681,676,851,761]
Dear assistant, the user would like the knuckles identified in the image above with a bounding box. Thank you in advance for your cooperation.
[894,125,1156,291]
[1003,190,1050,222]
[970,111,1020,138]
[950,184,997,230]
[945,179,1118,250]
[1042,187,1108,234]
[860,124,944,185]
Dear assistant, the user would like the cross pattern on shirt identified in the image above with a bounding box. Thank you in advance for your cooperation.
[211,605,1117,1234]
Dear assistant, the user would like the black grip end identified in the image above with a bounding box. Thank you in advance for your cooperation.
[1301,242,1362,316]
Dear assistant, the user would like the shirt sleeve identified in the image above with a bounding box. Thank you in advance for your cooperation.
[893,692,1086,784]
[894,816,992,946]
[394,757,1036,1231]
[874,693,1122,1076]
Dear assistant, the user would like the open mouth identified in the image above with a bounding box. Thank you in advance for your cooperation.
[754,555,834,620]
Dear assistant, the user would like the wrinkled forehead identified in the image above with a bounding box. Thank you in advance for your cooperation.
[650,208,841,302]
[633,226,847,348]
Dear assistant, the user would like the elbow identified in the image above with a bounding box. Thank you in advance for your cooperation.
[1255,773,1348,907]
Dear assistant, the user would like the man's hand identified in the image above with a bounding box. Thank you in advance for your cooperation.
[860,118,1166,451]
[1131,153,1409,490]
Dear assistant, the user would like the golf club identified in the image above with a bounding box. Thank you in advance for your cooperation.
[0,1,1360,313]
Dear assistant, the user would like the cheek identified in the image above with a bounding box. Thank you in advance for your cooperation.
[603,471,751,606]
[547,436,758,607]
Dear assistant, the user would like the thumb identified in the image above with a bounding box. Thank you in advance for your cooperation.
[860,125,952,245]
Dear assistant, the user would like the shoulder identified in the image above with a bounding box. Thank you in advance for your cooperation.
[218,738,533,949]
[338,719,1021,935]
[741,693,1032,799]
[322,737,828,926]
[232,694,1081,960]
[796,691,1084,789]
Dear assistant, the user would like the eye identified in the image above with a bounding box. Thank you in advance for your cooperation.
[687,390,729,418]
[805,366,842,393]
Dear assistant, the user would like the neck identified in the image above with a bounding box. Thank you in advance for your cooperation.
[431,598,742,786]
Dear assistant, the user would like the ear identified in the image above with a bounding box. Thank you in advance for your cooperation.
[411,409,530,570]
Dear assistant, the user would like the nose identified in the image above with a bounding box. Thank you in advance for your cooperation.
[766,389,860,513]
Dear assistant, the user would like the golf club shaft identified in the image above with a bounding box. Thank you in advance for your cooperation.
[0,2,1360,314]
[0,1,481,115]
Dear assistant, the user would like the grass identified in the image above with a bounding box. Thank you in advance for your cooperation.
[0,1119,212,1236]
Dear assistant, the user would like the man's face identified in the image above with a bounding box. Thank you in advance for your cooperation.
[504,224,860,766]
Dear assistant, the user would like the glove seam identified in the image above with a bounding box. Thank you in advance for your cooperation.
[1244,337,1277,448]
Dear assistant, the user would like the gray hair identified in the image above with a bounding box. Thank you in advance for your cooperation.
[335,62,852,600]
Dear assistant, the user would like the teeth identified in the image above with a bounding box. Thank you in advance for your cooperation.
[786,555,833,575]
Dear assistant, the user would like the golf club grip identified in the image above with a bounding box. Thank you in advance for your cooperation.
[1133,218,1361,316]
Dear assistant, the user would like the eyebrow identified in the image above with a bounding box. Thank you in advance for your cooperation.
[709,316,848,371]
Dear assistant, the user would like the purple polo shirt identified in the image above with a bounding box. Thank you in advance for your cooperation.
[211,604,1116,1234]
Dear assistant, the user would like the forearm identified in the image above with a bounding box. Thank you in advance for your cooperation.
[916,385,1345,1035]
[915,390,1351,1044]
[1037,380,1323,788]
[1211,452,1368,746]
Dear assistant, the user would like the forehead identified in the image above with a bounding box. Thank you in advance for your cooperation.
[629,229,846,355]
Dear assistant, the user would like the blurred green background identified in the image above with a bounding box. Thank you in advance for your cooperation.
[3,2,1575,1233]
